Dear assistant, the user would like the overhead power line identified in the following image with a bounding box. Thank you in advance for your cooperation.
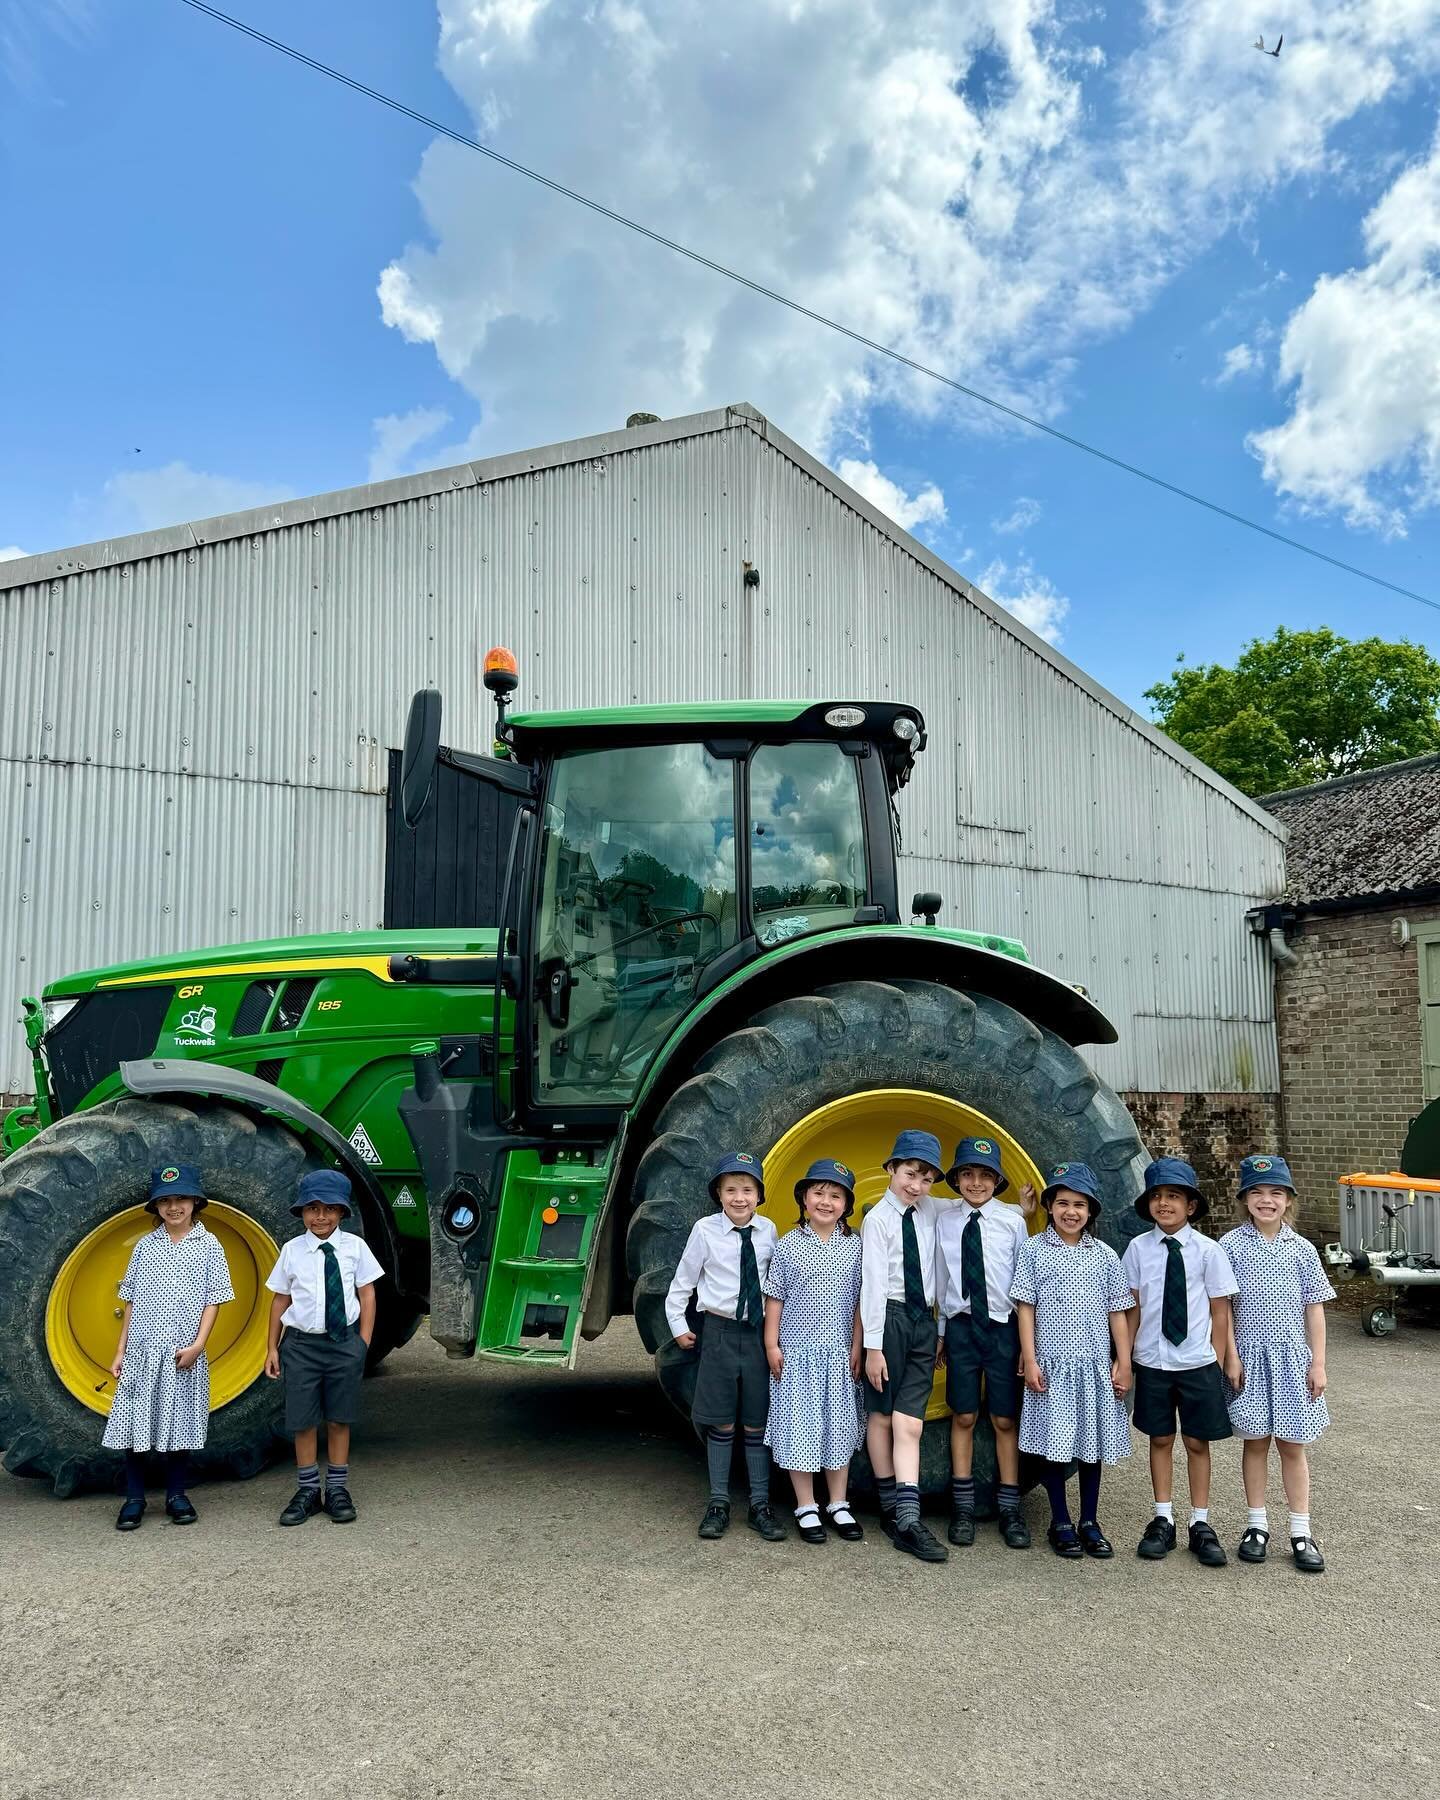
[176,0,1439,618]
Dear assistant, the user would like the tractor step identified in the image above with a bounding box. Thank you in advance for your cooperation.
[477,1152,611,1359]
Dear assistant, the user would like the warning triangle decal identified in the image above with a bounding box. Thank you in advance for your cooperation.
[348,1123,382,1166]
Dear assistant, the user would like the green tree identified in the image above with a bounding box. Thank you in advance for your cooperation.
[1145,626,1440,796]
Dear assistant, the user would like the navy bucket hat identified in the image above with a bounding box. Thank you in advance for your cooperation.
[794,1157,857,1207]
[292,1168,354,1217]
[1135,1155,1208,1223]
[884,1130,944,1178]
[145,1163,207,1213]
[1237,1153,1296,1196]
[946,1135,1008,1195]
[1041,1160,1102,1221]
[708,1150,765,1205]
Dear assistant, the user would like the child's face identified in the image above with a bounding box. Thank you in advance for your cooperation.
[302,1201,346,1238]
[888,1159,937,1204]
[1048,1189,1091,1238]
[954,1165,999,1206]
[1245,1183,1291,1228]
[154,1194,196,1231]
[1148,1186,1197,1234]
[717,1176,761,1225]
[802,1181,848,1227]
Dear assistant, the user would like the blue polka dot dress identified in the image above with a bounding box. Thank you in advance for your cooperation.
[102,1223,234,1454]
[762,1224,864,1473]
[1219,1221,1334,1444]
[1009,1228,1132,1465]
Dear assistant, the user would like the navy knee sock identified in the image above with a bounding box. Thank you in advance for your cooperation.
[123,1450,146,1502]
[877,1473,897,1517]
[705,1429,734,1502]
[742,1431,770,1507]
[1041,1461,1071,1526]
[951,1475,975,1514]
[163,1452,190,1500]
[895,1483,921,1528]
[1077,1460,1102,1525]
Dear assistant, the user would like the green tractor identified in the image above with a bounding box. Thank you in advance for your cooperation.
[0,656,1145,1496]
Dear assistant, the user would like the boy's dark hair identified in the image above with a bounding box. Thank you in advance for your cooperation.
[795,1180,855,1235]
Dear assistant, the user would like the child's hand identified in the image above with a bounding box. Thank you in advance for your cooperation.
[1110,1359,1131,1399]
[865,1349,888,1392]
[1307,1360,1327,1401]
[1224,1351,1244,1391]
[673,1330,696,1351]
[1023,1357,1047,1395]
[175,1343,202,1372]
[935,1336,947,1369]
[848,1343,861,1382]
[108,1351,125,1381]
[766,1343,784,1378]
[264,1348,281,1380]
[1018,1182,1038,1218]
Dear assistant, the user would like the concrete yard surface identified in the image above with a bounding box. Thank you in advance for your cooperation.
[2,1321,1437,1800]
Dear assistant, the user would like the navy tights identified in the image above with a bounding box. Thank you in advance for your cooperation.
[123,1450,189,1501]
[1040,1459,1102,1526]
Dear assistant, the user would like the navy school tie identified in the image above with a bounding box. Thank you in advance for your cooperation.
[320,1242,348,1342]
[961,1210,990,1324]
[1161,1237,1189,1347]
[736,1225,763,1327]
[901,1208,928,1320]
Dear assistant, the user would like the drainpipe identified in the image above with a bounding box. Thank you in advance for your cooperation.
[1246,904,1298,968]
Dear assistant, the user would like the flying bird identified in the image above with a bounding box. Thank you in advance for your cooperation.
[1254,34,1282,57]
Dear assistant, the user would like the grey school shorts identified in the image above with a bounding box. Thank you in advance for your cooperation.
[690,1313,770,1430]
[864,1300,938,1421]
[280,1325,366,1432]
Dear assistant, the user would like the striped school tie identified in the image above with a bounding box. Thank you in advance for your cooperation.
[1161,1237,1189,1347]
[320,1242,348,1342]
[735,1226,763,1327]
[901,1208,929,1320]
[961,1210,990,1323]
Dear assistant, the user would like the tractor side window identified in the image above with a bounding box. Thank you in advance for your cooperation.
[749,743,866,947]
[534,743,738,1105]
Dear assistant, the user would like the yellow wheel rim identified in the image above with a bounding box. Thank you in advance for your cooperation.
[760,1088,1046,1421]
[45,1204,280,1418]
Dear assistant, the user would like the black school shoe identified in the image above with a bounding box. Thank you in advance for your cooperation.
[1238,1527,1269,1564]
[1078,1521,1113,1559]
[1291,1535,1325,1574]
[278,1486,324,1527]
[1136,1517,1177,1560]
[698,1501,731,1540]
[948,1508,975,1546]
[324,1485,357,1524]
[794,1507,827,1545]
[1188,1521,1227,1567]
[878,1509,898,1539]
[892,1519,948,1563]
[1047,1522,1083,1559]
[998,1508,1031,1549]
[164,1494,198,1525]
[825,1505,865,1542]
[747,1502,787,1542]
[115,1499,145,1532]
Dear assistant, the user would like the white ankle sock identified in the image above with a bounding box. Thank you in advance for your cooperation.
[1247,1506,1269,1532]
[825,1500,855,1521]
[1289,1511,1311,1540]
[1190,1506,1209,1526]
[1155,1501,1174,1523]
[795,1504,820,1521]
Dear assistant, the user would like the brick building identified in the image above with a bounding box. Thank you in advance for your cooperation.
[1260,755,1440,1233]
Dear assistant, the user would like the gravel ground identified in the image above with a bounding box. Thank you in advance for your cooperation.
[2,1319,1437,1800]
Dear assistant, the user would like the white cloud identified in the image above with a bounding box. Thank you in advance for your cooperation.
[977,555,1069,645]
[377,2,1440,467]
[1249,129,1440,533]
[0,545,27,561]
[834,458,945,531]
[368,406,453,482]
[991,496,1041,534]
[1216,342,1262,384]
[101,463,294,533]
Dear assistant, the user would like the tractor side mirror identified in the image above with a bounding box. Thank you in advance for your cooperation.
[911,891,943,926]
[400,689,443,828]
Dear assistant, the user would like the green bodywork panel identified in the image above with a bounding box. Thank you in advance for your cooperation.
[508,699,813,735]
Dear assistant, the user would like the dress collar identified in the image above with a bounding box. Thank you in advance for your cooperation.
[1239,1219,1294,1244]
[150,1222,206,1245]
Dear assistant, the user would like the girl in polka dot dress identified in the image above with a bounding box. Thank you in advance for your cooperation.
[1010,1162,1133,1560]
[1220,1154,1334,1575]
[762,1158,866,1543]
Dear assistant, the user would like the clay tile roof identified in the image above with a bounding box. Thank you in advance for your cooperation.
[1260,753,1440,905]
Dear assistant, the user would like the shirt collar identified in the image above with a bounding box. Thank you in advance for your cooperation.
[304,1229,342,1250]
[880,1189,912,1217]
[961,1199,991,1220]
[723,1214,757,1234]
[1152,1222,1194,1247]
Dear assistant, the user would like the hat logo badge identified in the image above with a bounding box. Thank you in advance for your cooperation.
[161,1167,179,1183]
[1053,1163,1071,1177]
[835,1163,850,1178]
[974,1140,992,1154]
[1253,1157,1272,1171]
[735,1153,753,1163]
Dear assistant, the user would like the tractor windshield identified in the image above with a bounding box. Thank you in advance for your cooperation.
[534,742,738,1104]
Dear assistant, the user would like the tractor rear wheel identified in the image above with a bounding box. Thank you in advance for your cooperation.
[626,979,1146,1504]
[0,1098,325,1496]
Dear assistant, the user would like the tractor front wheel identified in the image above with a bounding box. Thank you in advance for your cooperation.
[626,979,1146,1504]
[0,1098,324,1495]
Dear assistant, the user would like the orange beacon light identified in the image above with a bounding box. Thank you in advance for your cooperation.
[483,645,519,695]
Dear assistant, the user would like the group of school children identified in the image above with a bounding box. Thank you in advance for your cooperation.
[664,1131,1333,1572]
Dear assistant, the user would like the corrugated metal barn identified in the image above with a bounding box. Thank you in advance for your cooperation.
[1,402,1285,1181]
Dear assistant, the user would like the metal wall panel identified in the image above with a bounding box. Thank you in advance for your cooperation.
[1,407,1283,1096]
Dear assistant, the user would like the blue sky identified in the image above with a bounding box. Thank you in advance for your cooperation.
[4,1,1440,715]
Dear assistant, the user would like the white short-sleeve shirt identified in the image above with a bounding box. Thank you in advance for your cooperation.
[1121,1222,1238,1370]
[663,1211,778,1340]
[935,1198,1030,1325]
[266,1228,385,1333]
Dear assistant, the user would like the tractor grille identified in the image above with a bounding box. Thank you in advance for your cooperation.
[232,980,280,1036]
[43,987,173,1115]
[273,978,317,1031]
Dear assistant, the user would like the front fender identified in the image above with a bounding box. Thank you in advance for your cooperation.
[118,1057,404,1285]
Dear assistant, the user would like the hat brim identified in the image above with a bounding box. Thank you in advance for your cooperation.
[1135,1188,1208,1222]
[1237,1175,1295,1198]
[291,1197,353,1217]
[944,1163,1008,1196]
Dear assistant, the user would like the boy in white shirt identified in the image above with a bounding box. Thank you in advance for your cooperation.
[1121,1156,1238,1568]
[665,1151,786,1543]
[264,1169,384,1527]
[860,1129,950,1563]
